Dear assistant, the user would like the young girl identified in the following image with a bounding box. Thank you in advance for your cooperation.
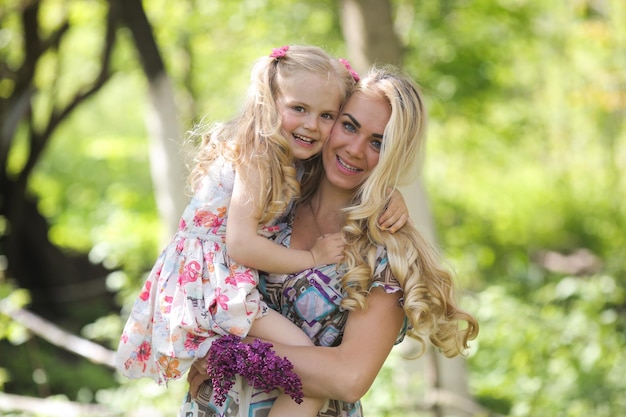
[116,45,407,416]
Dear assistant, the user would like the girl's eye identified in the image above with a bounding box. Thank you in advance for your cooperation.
[293,106,305,113]
[342,121,356,133]
[321,113,335,120]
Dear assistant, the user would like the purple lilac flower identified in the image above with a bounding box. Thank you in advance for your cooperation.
[207,334,304,406]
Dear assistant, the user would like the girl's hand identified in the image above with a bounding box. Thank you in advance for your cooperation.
[378,188,412,233]
[310,233,345,266]
[187,357,210,399]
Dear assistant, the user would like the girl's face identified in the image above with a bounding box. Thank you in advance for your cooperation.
[322,91,391,191]
[277,72,344,161]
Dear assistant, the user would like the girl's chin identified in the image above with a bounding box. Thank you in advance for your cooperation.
[293,146,320,160]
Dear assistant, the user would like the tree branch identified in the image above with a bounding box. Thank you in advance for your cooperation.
[0,392,117,417]
[110,0,166,80]
[19,3,117,185]
[0,299,116,368]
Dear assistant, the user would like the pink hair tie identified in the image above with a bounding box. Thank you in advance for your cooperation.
[339,58,360,82]
[270,45,289,60]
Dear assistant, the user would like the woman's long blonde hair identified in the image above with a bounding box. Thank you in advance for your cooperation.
[340,66,478,357]
[188,46,355,225]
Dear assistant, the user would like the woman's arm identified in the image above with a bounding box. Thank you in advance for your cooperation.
[186,287,404,401]
[268,287,405,402]
[226,170,344,274]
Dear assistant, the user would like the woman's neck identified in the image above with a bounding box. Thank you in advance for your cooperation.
[291,177,353,250]
[307,177,354,234]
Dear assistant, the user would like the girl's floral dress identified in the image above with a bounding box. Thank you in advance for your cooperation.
[178,214,406,417]
[116,157,274,384]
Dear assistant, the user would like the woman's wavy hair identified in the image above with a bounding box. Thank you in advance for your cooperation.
[339,66,478,357]
[188,45,355,225]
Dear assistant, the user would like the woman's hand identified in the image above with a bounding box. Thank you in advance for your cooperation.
[187,356,210,399]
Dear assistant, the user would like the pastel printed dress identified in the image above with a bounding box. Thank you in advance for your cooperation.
[178,214,406,417]
[116,157,275,384]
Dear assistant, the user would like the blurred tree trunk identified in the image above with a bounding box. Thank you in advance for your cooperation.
[0,0,185,401]
[0,0,185,324]
[110,0,187,242]
[340,1,473,416]
[0,0,116,324]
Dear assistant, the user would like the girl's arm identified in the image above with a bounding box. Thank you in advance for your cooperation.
[378,188,412,233]
[268,287,405,402]
[227,169,343,274]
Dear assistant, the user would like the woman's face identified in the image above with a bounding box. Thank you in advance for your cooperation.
[322,91,391,191]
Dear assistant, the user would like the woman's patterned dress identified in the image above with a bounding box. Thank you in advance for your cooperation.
[116,157,275,384]
[178,214,405,417]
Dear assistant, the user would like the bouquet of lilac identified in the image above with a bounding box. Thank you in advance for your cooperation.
[206,334,304,406]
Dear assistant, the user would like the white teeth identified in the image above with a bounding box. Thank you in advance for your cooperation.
[337,156,360,172]
[293,133,313,144]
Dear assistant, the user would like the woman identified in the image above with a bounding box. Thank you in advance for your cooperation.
[182,66,479,417]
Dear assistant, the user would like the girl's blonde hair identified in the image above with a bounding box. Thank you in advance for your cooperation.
[340,66,479,357]
[188,45,356,225]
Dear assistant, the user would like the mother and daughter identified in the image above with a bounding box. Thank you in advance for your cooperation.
[116,44,478,417]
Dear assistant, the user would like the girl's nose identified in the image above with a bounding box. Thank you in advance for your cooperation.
[303,114,319,131]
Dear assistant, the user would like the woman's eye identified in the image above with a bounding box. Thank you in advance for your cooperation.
[371,139,382,151]
[342,121,356,133]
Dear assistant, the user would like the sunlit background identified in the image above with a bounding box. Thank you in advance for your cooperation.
[1,1,624,416]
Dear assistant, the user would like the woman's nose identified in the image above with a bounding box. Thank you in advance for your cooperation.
[345,137,365,158]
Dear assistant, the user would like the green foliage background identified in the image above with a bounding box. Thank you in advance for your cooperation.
[1,0,625,416]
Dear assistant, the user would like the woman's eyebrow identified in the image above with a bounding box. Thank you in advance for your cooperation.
[344,113,361,128]
[344,113,384,139]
